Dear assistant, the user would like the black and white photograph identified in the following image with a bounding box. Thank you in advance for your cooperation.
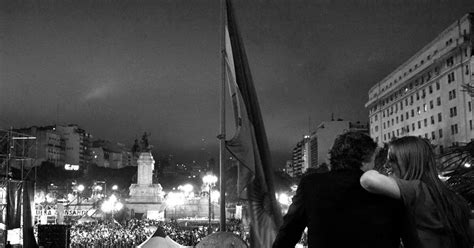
[1,0,474,247]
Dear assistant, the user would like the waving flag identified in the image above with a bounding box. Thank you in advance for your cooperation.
[6,181,22,229]
[223,0,283,247]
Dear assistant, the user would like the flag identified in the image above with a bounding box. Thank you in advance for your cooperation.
[223,0,283,247]
[23,181,38,248]
[6,181,22,229]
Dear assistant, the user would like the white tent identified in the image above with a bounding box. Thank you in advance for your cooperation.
[137,226,193,248]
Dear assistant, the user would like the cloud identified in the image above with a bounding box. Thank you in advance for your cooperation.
[83,83,114,101]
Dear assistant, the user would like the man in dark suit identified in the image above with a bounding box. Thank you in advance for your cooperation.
[273,131,418,248]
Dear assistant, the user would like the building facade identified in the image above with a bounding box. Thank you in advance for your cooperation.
[289,136,311,177]
[32,126,64,167]
[56,124,92,167]
[90,140,135,169]
[366,13,474,153]
[14,125,64,167]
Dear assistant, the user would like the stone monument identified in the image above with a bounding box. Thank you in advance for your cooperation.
[126,133,164,216]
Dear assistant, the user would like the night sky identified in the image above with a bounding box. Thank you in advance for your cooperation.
[1,0,474,168]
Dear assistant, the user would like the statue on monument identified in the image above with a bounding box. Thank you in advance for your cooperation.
[132,132,153,157]
[127,131,163,213]
[140,132,152,152]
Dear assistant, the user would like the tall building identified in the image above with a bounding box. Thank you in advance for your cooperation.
[286,120,368,177]
[31,126,64,167]
[56,124,92,167]
[310,120,369,167]
[14,125,64,167]
[289,136,311,177]
[365,13,474,153]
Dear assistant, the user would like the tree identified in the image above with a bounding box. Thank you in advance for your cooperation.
[438,141,474,206]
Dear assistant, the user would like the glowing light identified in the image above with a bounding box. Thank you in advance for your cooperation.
[166,192,185,207]
[101,195,122,213]
[87,209,96,217]
[179,184,193,193]
[46,194,55,203]
[202,174,217,185]
[211,190,220,203]
[101,201,113,213]
[77,184,85,192]
[65,164,79,171]
[464,162,471,168]
[112,185,118,191]
[109,194,117,203]
[278,193,291,205]
[35,191,46,204]
[114,202,124,211]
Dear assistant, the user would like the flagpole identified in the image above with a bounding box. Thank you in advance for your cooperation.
[219,0,227,232]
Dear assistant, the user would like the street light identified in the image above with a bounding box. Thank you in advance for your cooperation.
[76,184,85,208]
[202,174,217,234]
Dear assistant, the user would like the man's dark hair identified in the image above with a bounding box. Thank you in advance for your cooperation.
[329,131,377,170]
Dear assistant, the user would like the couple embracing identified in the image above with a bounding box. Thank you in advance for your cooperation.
[273,132,471,248]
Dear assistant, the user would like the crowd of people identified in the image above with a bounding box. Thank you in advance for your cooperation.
[69,218,247,248]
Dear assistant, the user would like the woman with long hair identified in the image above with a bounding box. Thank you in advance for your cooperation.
[360,136,472,248]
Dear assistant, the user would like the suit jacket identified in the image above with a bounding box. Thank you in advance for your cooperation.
[273,168,418,248]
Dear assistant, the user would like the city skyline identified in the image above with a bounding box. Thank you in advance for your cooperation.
[1,0,474,167]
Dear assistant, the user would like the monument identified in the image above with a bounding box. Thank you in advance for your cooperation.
[126,133,164,217]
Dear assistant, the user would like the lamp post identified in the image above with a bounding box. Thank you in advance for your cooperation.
[77,184,85,207]
[202,174,217,234]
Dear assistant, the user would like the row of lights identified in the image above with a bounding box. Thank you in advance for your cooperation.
[73,184,119,193]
